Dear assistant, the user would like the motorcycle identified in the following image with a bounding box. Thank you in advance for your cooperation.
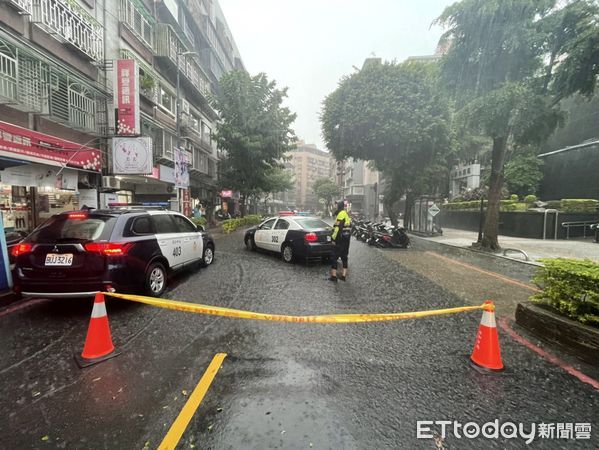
[375,226,410,249]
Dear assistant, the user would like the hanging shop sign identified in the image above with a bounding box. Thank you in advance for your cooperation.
[114,59,140,136]
[0,121,101,171]
[174,147,190,189]
[112,137,153,174]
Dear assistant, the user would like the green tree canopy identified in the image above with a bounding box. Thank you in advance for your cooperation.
[321,60,451,223]
[214,70,297,216]
[312,178,340,213]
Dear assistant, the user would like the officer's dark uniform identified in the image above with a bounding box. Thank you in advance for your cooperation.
[329,204,351,281]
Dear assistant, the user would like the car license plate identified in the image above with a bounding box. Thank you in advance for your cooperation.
[45,253,74,266]
[326,236,331,242]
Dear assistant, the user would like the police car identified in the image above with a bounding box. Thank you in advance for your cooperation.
[244,213,334,262]
[12,208,215,298]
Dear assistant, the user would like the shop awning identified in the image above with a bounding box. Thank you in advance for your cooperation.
[0,121,101,172]
[0,156,31,170]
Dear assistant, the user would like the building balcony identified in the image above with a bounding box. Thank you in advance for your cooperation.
[5,0,33,14]
[0,38,107,134]
[32,0,103,61]
[155,24,212,102]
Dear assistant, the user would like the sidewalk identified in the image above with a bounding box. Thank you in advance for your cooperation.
[418,228,599,263]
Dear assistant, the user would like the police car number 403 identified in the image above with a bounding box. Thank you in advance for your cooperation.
[12,208,216,299]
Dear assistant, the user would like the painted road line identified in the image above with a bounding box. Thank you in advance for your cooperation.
[425,251,541,293]
[158,353,227,450]
[498,318,599,391]
[0,298,51,318]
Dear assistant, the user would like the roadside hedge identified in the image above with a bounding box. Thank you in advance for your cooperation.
[190,217,207,228]
[532,258,599,327]
[442,199,527,212]
[222,214,263,233]
[443,198,599,213]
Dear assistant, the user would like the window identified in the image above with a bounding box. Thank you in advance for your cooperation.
[274,219,289,230]
[294,218,331,230]
[160,86,175,114]
[260,218,276,230]
[153,214,177,234]
[28,216,116,243]
[172,215,197,233]
[131,216,154,235]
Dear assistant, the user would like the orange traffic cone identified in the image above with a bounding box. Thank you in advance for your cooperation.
[470,301,504,372]
[75,293,120,368]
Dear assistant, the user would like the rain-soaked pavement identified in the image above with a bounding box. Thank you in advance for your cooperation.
[1,230,597,449]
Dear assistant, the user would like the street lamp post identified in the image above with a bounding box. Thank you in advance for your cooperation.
[175,51,199,213]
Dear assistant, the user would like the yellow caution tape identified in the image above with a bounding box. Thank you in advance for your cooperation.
[104,292,493,324]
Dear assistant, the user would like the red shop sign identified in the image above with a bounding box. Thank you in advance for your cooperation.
[0,121,101,171]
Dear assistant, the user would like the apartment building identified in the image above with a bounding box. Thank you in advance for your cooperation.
[0,0,242,230]
[343,158,382,220]
[286,141,334,211]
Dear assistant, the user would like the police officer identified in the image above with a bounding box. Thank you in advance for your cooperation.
[329,200,351,282]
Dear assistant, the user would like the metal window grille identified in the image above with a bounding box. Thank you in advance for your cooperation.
[33,0,103,61]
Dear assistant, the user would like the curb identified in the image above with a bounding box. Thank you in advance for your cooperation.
[515,301,599,367]
[407,234,539,285]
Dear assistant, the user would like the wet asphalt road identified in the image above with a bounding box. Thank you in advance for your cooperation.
[0,231,597,449]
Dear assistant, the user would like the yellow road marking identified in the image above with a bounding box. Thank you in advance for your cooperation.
[158,353,227,450]
[424,251,541,293]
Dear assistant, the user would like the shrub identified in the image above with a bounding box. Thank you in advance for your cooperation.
[560,199,599,214]
[190,217,207,228]
[221,214,263,233]
[545,200,561,210]
[510,194,519,202]
[523,194,538,204]
[532,258,599,327]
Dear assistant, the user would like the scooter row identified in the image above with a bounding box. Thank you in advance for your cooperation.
[351,219,410,249]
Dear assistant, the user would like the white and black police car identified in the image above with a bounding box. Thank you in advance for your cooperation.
[11,207,214,298]
[244,212,335,262]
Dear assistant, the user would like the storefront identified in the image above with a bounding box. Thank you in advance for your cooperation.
[0,121,101,232]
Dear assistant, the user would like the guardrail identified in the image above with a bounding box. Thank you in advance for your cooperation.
[561,221,599,239]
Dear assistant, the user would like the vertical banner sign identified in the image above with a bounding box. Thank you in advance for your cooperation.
[182,189,191,217]
[174,147,190,189]
[115,59,140,135]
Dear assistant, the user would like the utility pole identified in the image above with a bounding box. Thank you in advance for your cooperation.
[175,51,199,213]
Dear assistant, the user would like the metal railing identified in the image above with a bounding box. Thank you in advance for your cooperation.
[0,51,18,103]
[119,0,154,50]
[6,0,33,13]
[155,24,211,99]
[543,209,559,240]
[33,0,103,61]
[562,221,599,239]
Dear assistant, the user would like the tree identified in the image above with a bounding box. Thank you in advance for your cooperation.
[321,60,451,225]
[504,152,544,198]
[260,167,293,212]
[437,0,599,250]
[214,71,297,216]
[312,178,340,214]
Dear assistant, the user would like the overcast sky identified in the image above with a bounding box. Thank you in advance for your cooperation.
[218,0,456,150]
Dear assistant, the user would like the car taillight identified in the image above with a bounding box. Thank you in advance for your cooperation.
[304,232,318,242]
[84,242,132,256]
[11,243,32,257]
[68,212,87,220]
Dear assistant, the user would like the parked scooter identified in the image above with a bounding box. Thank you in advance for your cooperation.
[375,226,410,249]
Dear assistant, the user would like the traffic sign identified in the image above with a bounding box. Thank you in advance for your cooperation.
[428,203,441,217]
